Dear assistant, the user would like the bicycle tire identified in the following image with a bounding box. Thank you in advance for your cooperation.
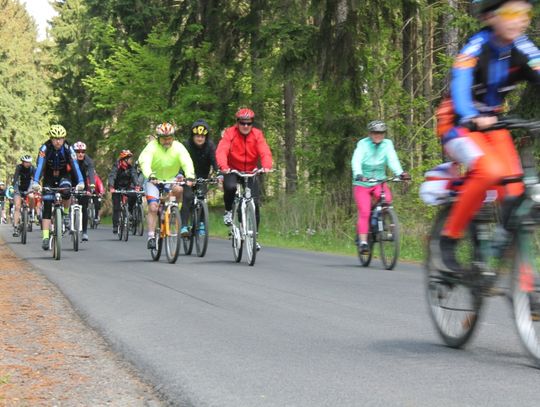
[53,207,62,260]
[150,211,162,261]
[20,207,28,244]
[245,201,257,266]
[88,202,96,229]
[182,205,195,255]
[231,201,243,262]
[512,227,540,367]
[123,205,129,242]
[425,205,482,348]
[195,201,209,257]
[165,205,181,263]
[72,208,80,252]
[130,203,138,235]
[136,203,144,236]
[358,231,374,267]
[27,209,33,233]
[379,207,400,270]
[118,205,125,241]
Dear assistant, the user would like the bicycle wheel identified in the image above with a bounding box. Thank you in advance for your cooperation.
[88,202,96,229]
[358,231,374,267]
[425,205,482,348]
[123,205,129,242]
[150,212,162,261]
[27,209,33,232]
[165,205,181,263]
[512,227,540,366]
[379,207,400,270]
[136,203,144,236]
[118,205,125,241]
[195,201,209,257]
[245,201,257,266]
[20,207,28,244]
[182,205,195,255]
[53,207,62,260]
[72,208,80,252]
[231,202,243,262]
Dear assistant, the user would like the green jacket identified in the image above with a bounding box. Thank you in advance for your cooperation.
[351,137,403,187]
[138,140,195,180]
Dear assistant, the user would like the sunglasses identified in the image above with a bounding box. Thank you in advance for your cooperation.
[75,150,86,153]
[495,7,533,21]
[238,121,253,127]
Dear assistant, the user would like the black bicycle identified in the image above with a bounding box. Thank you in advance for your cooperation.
[182,178,217,257]
[130,192,145,237]
[425,117,540,366]
[113,190,143,242]
[88,194,101,229]
[358,178,402,270]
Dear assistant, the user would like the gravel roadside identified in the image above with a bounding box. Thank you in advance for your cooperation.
[0,238,164,406]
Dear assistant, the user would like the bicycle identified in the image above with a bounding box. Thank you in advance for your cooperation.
[425,117,540,366]
[149,181,183,264]
[17,192,32,245]
[43,186,70,260]
[130,192,145,237]
[88,194,101,229]
[113,190,143,242]
[182,177,218,257]
[228,169,269,266]
[358,177,402,270]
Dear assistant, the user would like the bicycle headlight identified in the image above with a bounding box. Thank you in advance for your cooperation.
[530,184,540,203]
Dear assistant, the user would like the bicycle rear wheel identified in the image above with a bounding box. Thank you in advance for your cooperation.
[195,201,209,257]
[425,206,482,348]
[379,207,400,270]
[245,201,257,266]
[52,207,62,260]
[20,207,28,244]
[358,231,374,267]
[512,227,540,366]
[165,206,181,264]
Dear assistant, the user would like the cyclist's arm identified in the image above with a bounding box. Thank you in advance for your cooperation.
[108,164,118,188]
[138,142,156,179]
[215,130,232,171]
[256,132,273,169]
[129,166,139,187]
[12,165,21,194]
[515,36,540,84]
[351,140,365,179]
[175,143,195,179]
[384,140,404,176]
[208,140,219,174]
[68,146,84,184]
[34,145,47,183]
[86,156,96,186]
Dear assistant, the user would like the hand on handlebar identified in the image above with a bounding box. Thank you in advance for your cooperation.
[399,172,411,181]
[354,175,367,182]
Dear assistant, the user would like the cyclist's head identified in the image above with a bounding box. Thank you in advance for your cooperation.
[20,154,33,167]
[367,120,387,145]
[235,108,255,135]
[48,124,67,148]
[191,119,210,146]
[155,122,176,149]
[472,0,533,41]
[0,181,5,188]
[73,141,86,159]
[118,149,133,162]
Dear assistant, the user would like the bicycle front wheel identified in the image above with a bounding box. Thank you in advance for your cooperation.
[123,205,129,242]
[182,206,194,256]
[150,214,162,261]
[231,202,243,262]
[165,205,181,264]
[53,207,62,260]
[425,205,482,348]
[136,204,144,236]
[88,202,96,229]
[118,206,125,241]
[379,207,400,270]
[245,201,257,266]
[512,227,540,366]
[72,208,80,252]
[195,201,209,257]
[20,207,28,244]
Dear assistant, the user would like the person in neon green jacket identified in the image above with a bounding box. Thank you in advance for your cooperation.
[351,120,410,255]
[138,122,195,250]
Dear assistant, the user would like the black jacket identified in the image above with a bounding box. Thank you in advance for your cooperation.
[108,161,139,189]
[184,138,218,179]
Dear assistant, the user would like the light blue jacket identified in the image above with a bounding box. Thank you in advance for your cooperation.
[351,137,403,187]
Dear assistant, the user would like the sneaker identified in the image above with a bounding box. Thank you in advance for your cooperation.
[180,226,190,237]
[223,210,233,226]
[42,237,49,250]
[147,237,156,250]
[439,235,462,274]
[359,242,369,254]
[112,226,118,234]
[256,242,261,251]
[12,228,19,237]
[82,233,89,241]
[198,222,206,236]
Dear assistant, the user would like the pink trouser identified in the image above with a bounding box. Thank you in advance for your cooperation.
[353,184,393,234]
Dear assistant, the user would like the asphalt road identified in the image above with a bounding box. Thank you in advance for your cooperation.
[2,224,540,407]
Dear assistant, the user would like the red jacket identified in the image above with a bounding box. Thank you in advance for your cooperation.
[216,125,273,172]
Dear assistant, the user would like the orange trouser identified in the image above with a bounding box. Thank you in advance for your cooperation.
[443,129,524,239]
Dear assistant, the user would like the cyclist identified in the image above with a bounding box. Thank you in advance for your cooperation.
[216,108,273,251]
[181,119,219,236]
[12,155,36,237]
[0,181,6,223]
[352,121,410,254]
[108,149,140,235]
[72,141,96,241]
[138,122,195,249]
[33,124,85,250]
[436,0,540,272]
[5,185,15,223]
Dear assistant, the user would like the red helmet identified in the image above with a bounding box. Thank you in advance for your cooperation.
[235,108,255,121]
[119,149,133,160]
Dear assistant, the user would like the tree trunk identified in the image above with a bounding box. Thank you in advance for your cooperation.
[284,80,297,193]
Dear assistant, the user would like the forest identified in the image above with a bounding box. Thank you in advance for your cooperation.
[1,0,539,255]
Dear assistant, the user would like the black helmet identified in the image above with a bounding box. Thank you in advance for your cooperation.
[472,0,536,16]
[191,119,210,137]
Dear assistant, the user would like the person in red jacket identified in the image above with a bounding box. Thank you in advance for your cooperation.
[216,108,273,249]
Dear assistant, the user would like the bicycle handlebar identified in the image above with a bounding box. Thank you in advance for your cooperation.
[227,169,274,178]
[112,190,145,195]
[467,116,540,132]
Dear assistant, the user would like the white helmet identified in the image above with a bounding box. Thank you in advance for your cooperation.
[73,141,87,151]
